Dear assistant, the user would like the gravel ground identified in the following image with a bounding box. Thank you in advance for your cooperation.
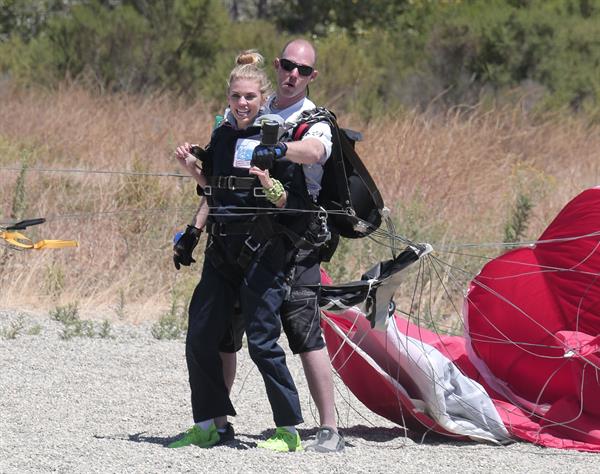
[1,310,598,473]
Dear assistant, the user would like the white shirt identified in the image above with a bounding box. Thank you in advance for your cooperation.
[266,96,332,198]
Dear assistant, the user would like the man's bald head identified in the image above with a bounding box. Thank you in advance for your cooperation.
[281,39,317,67]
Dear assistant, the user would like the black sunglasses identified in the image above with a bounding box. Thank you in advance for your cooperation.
[279,58,314,77]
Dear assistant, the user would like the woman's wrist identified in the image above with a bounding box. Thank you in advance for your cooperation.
[263,178,285,204]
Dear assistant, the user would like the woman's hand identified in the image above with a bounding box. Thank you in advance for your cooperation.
[249,165,273,189]
[174,142,200,173]
[174,142,206,186]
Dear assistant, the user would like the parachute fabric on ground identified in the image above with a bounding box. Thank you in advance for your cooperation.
[320,187,600,451]
[318,244,432,330]
[320,271,511,444]
[465,187,600,451]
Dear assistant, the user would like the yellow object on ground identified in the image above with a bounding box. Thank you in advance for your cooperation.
[0,231,78,250]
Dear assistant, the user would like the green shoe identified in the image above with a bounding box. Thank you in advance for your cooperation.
[258,427,303,452]
[168,424,220,448]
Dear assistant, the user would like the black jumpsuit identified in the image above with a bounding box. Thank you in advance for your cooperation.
[185,123,308,427]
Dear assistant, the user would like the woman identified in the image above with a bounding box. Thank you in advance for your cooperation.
[169,51,309,452]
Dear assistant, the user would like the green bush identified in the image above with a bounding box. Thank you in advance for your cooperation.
[0,315,25,339]
[49,302,113,340]
[2,0,600,116]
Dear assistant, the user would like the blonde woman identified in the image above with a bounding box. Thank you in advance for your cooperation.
[170,51,308,451]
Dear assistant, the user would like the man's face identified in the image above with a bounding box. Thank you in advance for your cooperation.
[274,44,318,102]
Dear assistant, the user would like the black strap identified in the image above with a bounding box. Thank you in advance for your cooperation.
[206,221,255,236]
[204,238,244,287]
[236,216,276,270]
[207,176,257,190]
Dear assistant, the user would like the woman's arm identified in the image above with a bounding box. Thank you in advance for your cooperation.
[249,166,286,208]
[174,142,208,187]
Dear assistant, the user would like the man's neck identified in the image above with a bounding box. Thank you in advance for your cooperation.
[272,93,306,110]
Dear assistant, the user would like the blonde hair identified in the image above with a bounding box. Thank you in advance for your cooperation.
[227,50,272,97]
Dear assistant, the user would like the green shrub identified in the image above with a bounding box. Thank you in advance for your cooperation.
[504,193,533,244]
[0,315,25,339]
[50,302,111,340]
[151,286,190,340]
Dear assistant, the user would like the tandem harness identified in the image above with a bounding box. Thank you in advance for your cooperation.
[203,172,324,283]
[205,213,320,284]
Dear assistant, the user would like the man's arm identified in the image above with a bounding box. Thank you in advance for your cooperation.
[285,120,332,165]
[284,137,326,165]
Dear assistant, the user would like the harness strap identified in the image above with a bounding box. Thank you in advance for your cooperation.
[203,176,266,197]
[292,122,310,141]
[236,216,276,270]
[206,221,254,236]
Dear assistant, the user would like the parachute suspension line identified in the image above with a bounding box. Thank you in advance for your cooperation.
[574,279,598,330]
[400,250,560,428]
[380,318,416,444]
[330,376,377,430]
[405,257,428,338]
[379,258,515,437]
[418,257,514,423]
[435,229,600,252]
[388,319,508,438]
[423,255,465,337]
[327,310,377,375]
[0,165,192,178]
[463,276,574,357]
[381,209,399,259]
[532,368,587,439]
[323,313,419,442]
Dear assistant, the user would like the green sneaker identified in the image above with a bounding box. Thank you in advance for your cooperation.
[258,427,303,452]
[168,424,220,448]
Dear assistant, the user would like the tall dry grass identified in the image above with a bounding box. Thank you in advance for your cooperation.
[2,82,600,323]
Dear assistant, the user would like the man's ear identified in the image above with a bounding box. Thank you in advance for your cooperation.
[310,69,319,82]
[273,58,280,70]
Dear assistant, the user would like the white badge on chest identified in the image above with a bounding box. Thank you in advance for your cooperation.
[233,138,260,169]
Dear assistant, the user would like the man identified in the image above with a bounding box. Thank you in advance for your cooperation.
[174,39,344,453]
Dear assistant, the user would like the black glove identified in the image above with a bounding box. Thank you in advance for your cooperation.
[250,142,288,170]
[173,225,202,270]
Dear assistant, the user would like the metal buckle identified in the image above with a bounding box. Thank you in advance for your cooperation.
[216,175,236,190]
[244,235,261,252]
[203,186,212,196]
[227,176,235,190]
[253,187,266,198]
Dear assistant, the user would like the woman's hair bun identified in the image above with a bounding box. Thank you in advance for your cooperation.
[236,50,264,67]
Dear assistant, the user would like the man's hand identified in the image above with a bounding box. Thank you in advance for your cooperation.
[250,142,287,170]
[173,225,202,270]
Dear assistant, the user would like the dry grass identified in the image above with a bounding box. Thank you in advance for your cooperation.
[2,82,599,323]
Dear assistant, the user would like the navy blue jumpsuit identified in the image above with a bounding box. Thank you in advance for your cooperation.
[185,122,307,427]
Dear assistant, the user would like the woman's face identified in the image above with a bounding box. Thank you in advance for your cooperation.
[227,79,264,129]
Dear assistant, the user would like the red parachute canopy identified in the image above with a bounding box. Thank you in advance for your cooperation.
[322,188,600,452]
[466,187,600,450]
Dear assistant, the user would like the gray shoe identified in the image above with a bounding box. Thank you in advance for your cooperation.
[304,427,345,453]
